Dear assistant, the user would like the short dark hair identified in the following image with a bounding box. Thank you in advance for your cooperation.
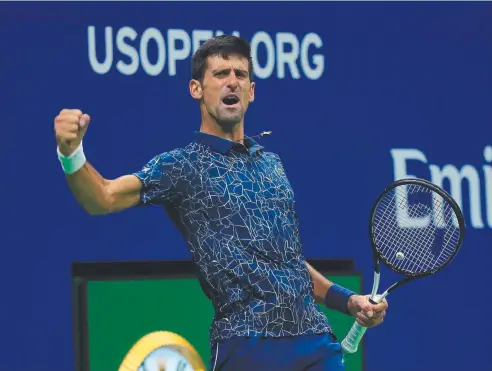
[191,35,254,82]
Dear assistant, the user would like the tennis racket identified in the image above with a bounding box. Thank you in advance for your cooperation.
[340,177,465,354]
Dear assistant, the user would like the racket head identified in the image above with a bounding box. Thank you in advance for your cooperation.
[368,178,465,278]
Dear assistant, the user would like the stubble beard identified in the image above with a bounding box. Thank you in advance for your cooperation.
[212,105,244,131]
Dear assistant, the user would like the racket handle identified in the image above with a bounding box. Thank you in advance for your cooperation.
[341,321,367,353]
[341,293,384,354]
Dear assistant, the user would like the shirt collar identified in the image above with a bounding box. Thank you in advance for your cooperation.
[193,131,264,155]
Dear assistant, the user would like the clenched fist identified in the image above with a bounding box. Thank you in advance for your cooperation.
[54,109,91,156]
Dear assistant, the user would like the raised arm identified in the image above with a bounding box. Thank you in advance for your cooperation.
[65,166,142,215]
[54,109,142,215]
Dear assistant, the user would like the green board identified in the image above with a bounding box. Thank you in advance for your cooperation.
[85,275,363,371]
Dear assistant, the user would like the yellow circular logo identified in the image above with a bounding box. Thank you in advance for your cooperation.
[119,331,206,371]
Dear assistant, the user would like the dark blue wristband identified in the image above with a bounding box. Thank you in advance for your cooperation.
[323,284,357,315]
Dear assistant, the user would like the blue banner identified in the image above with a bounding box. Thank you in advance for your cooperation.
[1,2,491,371]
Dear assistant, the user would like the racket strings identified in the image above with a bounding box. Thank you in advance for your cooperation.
[375,189,440,269]
[378,205,456,271]
[372,184,460,275]
[374,200,439,271]
[378,195,457,273]
[385,187,458,272]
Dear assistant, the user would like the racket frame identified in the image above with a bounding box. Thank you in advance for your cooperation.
[340,177,466,354]
[370,178,465,279]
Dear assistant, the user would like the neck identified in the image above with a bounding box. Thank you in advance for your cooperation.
[199,115,245,143]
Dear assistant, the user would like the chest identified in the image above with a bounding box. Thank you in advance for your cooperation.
[191,154,295,215]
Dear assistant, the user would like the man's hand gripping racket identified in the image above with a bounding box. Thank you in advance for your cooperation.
[341,178,465,354]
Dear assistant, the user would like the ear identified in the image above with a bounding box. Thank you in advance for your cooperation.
[189,79,203,100]
[249,81,256,103]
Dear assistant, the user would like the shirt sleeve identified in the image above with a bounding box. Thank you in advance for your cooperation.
[132,152,180,206]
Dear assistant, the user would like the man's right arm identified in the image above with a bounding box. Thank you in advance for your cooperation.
[65,162,142,215]
[55,108,142,215]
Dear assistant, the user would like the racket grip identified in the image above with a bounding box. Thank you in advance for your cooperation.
[341,321,367,353]
[341,294,384,353]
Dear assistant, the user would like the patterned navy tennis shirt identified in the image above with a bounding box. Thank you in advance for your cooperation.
[133,131,332,348]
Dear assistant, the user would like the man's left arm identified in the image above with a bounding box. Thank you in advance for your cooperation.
[306,262,388,328]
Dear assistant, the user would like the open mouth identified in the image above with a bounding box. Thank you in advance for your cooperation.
[222,95,240,106]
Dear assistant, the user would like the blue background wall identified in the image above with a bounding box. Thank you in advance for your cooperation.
[1,2,491,371]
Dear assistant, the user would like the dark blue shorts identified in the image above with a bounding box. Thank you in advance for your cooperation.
[209,332,345,371]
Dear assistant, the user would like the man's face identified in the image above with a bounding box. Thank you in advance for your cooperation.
[193,54,255,128]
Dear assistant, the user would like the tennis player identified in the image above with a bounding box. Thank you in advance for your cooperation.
[54,35,388,370]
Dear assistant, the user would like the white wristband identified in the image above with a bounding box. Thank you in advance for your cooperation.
[57,142,87,174]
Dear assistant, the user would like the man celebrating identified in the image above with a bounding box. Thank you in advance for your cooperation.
[55,35,387,370]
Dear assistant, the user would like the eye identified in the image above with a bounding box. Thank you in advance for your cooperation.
[215,70,229,78]
[235,70,247,79]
